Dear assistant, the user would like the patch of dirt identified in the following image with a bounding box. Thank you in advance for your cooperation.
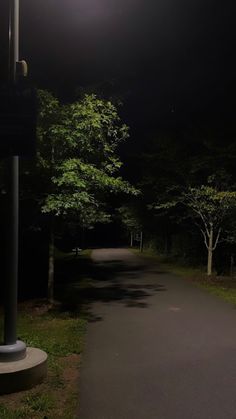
[0,354,81,416]
[62,353,80,383]
[52,354,81,417]
[0,380,45,407]
[17,299,62,316]
[187,274,236,288]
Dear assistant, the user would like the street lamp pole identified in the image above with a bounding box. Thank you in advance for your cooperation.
[0,0,26,361]
[9,0,19,83]
[4,0,19,345]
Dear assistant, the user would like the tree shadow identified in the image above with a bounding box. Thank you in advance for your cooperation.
[55,251,166,321]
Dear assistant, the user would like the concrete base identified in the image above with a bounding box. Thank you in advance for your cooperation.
[0,340,26,362]
[0,347,47,395]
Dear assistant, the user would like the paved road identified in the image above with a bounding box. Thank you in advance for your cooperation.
[78,248,236,419]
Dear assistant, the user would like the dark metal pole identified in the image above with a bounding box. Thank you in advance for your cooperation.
[0,0,27,361]
[4,157,19,344]
[9,0,19,83]
[4,0,20,346]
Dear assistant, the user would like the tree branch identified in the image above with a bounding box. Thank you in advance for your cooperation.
[189,206,210,236]
[213,228,221,251]
[200,228,209,250]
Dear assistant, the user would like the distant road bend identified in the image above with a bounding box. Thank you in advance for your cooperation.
[78,248,236,419]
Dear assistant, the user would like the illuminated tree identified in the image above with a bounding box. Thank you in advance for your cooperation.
[183,186,236,275]
[36,90,137,301]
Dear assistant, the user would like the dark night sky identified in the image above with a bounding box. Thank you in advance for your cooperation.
[1,0,236,132]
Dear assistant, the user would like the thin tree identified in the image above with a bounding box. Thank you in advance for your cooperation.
[183,186,236,276]
[36,91,137,302]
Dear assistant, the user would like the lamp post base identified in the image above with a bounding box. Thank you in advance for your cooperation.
[0,347,47,394]
[0,340,26,362]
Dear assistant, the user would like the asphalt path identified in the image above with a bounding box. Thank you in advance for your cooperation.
[78,248,236,419]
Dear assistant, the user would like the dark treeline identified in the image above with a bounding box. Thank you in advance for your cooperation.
[120,109,236,276]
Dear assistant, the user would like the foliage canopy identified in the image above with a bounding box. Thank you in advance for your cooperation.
[36,90,138,227]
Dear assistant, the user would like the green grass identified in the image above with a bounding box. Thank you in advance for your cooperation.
[134,248,236,306]
[18,314,86,357]
[0,249,91,419]
[0,404,32,419]
[198,282,236,305]
[0,310,87,418]
[23,392,55,412]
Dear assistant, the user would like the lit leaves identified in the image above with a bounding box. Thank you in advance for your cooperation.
[37,90,137,227]
[183,186,236,228]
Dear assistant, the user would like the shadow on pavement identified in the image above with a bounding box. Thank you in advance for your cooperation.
[55,251,166,321]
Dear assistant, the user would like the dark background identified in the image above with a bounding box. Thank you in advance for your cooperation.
[1,0,236,132]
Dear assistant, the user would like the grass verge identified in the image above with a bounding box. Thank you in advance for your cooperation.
[132,248,236,306]
[0,250,92,419]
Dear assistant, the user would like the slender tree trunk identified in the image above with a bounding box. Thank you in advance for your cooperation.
[207,248,213,276]
[82,227,85,249]
[207,227,213,276]
[130,232,133,247]
[47,140,55,304]
[140,231,143,253]
[230,255,234,277]
[48,217,55,304]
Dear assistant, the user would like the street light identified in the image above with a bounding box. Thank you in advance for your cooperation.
[0,0,26,361]
[0,1,47,395]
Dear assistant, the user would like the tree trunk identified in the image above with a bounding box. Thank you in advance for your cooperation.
[230,255,234,277]
[140,231,143,253]
[130,232,133,247]
[207,227,213,276]
[207,248,213,276]
[48,217,55,304]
